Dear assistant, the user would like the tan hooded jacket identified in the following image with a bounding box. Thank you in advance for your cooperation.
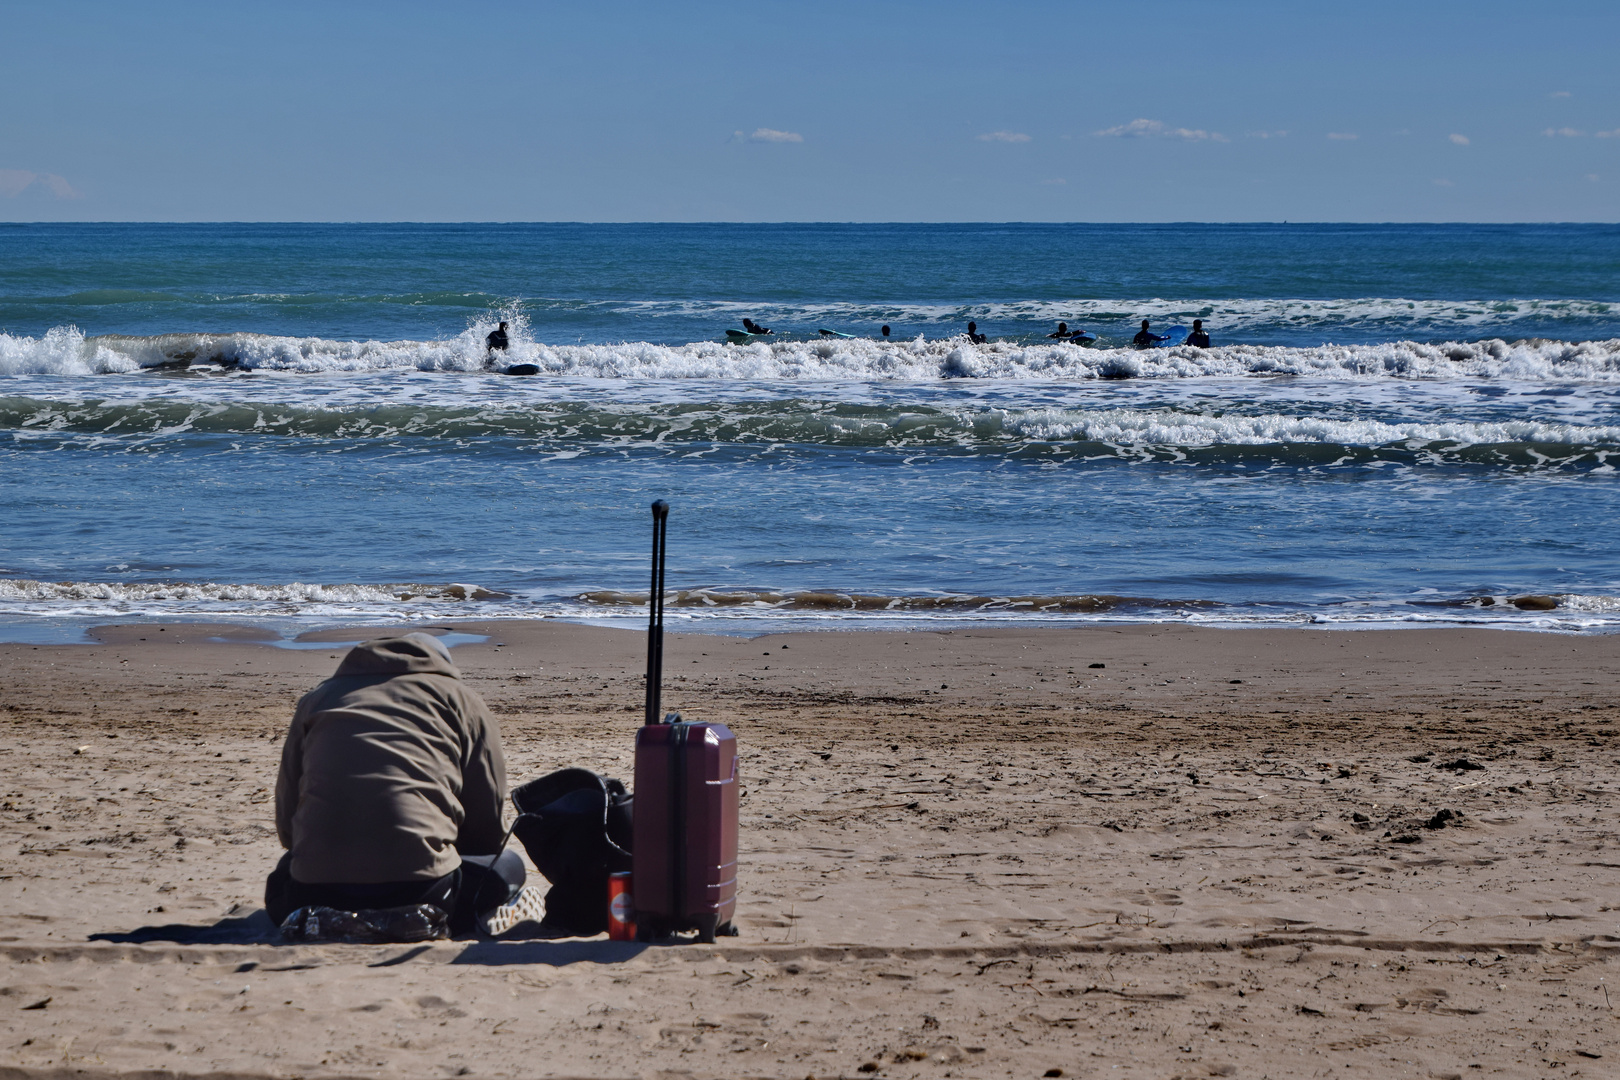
[275,633,507,884]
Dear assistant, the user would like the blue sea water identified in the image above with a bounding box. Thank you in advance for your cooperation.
[1,222,1618,637]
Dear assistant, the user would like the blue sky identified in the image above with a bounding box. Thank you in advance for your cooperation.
[2,0,1616,222]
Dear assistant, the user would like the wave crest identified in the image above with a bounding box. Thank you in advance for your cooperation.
[3,324,1620,381]
[0,579,504,604]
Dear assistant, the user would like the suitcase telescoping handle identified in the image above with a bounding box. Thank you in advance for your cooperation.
[644,499,670,727]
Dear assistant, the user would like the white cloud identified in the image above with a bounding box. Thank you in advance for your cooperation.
[1551,90,1572,98]
[1094,118,1225,141]
[1246,129,1289,139]
[747,128,803,143]
[1543,127,1584,137]
[1588,174,1601,182]
[0,169,80,198]
[1596,129,1620,139]
[1327,132,1358,141]
[1433,178,1455,187]
[1096,118,1163,137]
[1449,133,1470,145]
[977,131,1031,143]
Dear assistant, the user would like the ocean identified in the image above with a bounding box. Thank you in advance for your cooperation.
[2,222,1618,641]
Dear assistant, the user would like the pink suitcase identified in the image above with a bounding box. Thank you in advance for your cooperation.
[631,501,739,943]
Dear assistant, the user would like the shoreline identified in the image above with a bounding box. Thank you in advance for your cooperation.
[0,609,1617,647]
[2,621,1616,1076]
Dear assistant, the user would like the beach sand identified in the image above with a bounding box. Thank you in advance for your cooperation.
[1,621,1616,1079]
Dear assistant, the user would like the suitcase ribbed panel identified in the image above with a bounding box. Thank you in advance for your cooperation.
[633,721,738,931]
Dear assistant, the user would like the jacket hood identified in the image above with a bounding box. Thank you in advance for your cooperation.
[334,633,461,678]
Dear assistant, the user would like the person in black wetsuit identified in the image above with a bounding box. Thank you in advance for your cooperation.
[485,322,509,355]
[1048,321,1095,342]
[1132,319,1166,349]
[881,325,891,339]
[966,321,987,344]
[1185,319,1211,348]
[742,318,772,335]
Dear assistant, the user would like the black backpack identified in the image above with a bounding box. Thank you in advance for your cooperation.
[509,768,633,936]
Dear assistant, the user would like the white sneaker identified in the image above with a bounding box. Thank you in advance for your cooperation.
[478,886,548,938]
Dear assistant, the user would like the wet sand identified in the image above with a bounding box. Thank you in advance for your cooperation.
[1,621,1617,1079]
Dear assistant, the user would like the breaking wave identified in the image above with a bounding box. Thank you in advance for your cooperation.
[576,588,1217,613]
[0,579,506,617]
[5,579,1615,630]
[4,324,1620,382]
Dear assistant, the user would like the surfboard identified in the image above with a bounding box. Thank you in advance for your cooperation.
[1156,325,1188,347]
[505,363,540,376]
[726,329,771,343]
[817,328,856,339]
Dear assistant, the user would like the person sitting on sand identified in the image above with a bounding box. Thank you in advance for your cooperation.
[268,633,543,938]
[485,322,509,354]
[742,318,772,335]
[1185,318,1211,348]
[1132,319,1166,349]
[966,321,987,344]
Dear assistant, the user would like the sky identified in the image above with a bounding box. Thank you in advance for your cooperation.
[2,0,1617,222]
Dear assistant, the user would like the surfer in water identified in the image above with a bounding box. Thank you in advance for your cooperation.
[1132,319,1167,349]
[966,321,987,344]
[1049,321,1095,342]
[1186,319,1211,348]
[881,325,890,339]
[485,322,509,354]
[742,318,772,336]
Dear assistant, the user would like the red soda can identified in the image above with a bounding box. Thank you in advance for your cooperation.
[607,871,635,941]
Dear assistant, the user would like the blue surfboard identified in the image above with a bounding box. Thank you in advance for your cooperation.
[1156,325,1188,347]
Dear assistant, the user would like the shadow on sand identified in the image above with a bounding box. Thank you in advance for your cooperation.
[85,911,645,967]
[88,909,282,945]
[452,939,649,967]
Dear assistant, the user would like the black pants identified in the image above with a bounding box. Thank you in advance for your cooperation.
[265,850,524,935]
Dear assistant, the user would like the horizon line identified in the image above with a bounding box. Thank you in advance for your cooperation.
[2,220,1617,227]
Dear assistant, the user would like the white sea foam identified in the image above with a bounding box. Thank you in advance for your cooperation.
[4,577,1618,631]
[3,395,1618,453]
[0,579,502,608]
[992,407,1620,448]
[4,321,1620,381]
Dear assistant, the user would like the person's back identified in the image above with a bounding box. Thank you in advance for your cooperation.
[967,320,987,344]
[267,633,541,937]
[486,322,509,353]
[1132,319,1162,348]
[276,634,506,885]
[1186,318,1211,348]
